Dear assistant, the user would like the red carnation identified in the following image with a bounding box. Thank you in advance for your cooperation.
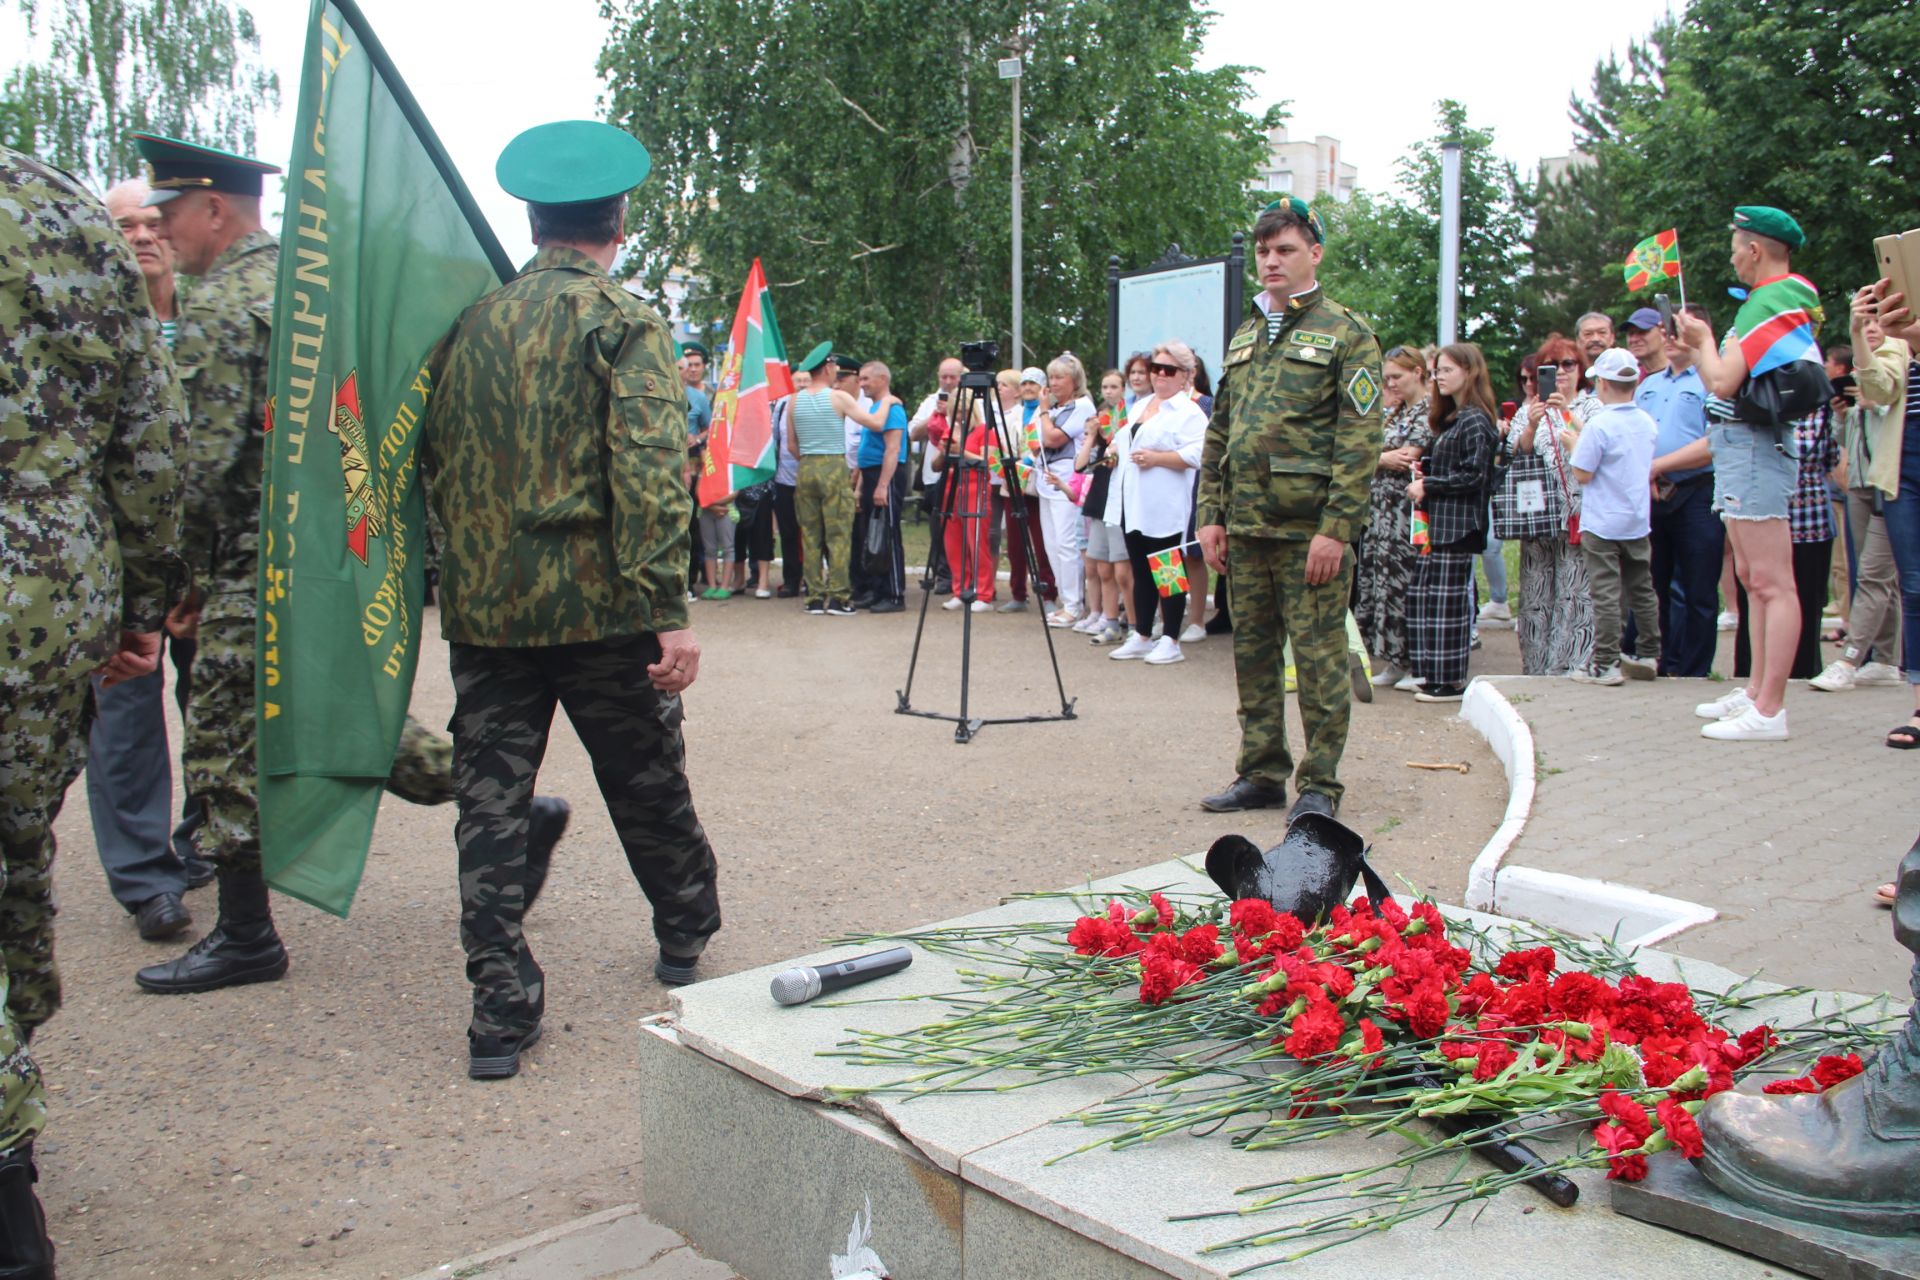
[1358,1017,1385,1057]
[1472,1043,1518,1081]
[1735,1025,1778,1061]
[1229,899,1277,939]
[1812,1054,1866,1089]
[1592,1120,1650,1181]
[1547,971,1615,1022]
[1403,988,1452,1038]
[1495,947,1558,981]
[1138,952,1202,1006]
[1761,1076,1823,1096]
[1068,916,1136,957]
[1656,1098,1704,1159]
[1178,924,1225,965]
[1284,993,1348,1060]
[1597,1090,1653,1140]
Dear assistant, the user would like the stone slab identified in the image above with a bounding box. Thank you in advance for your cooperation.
[961,1184,1167,1280]
[402,1206,737,1280]
[1611,1154,1920,1280]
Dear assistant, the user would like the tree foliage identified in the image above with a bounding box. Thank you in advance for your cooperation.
[1527,0,1916,344]
[0,0,279,188]
[1314,101,1531,377]
[598,0,1274,391]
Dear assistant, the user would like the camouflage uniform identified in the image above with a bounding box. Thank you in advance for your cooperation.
[1198,288,1381,805]
[0,146,186,1150]
[422,245,718,1041]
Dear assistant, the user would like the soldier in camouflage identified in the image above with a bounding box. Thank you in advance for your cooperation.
[421,121,719,1082]
[2,143,188,1277]
[1197,199,1382,820]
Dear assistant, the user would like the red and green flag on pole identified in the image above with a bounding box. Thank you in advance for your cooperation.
[257,0,512,915]
[1146,548,1190,598]
[697,259,793,505]
[1624,229,1683,293]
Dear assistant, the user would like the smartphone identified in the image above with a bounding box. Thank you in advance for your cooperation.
[1536,365,1559,400]
[1501,400,1518,422]
[1875,231,1920,310]
[1655,293,1677,338]
[938,390,950,402]
[1830,372,1856,402]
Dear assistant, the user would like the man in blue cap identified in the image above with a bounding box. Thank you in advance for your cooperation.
[420,120,721,1080]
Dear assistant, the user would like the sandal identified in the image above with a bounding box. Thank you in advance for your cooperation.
[1823,627,1847,644]
[1875,883,1898,907]
[1887,722,1920,750]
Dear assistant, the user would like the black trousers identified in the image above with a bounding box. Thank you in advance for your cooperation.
[733,489,775,567]
[851,467,907,603]
[447,635,721,1039]
[773,481,803,590]
[1124,528,1187,637]
[1733,537,1831,681]
[921,473,950,585]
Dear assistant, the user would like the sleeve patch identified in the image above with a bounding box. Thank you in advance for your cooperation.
[1346,367,1381,417]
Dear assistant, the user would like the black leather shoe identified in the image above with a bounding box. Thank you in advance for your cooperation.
[135,870,288,994]
[868,598,905,614]
[1200,777,1288,813]
[524,797,571,912]
[654,951,701,986]
[775,585,800,598]
[182,856,216,889]
[1288,790,1338,821]
[0,1144,52,1280]
[135,891,192,941]
[468,1022,542,1080]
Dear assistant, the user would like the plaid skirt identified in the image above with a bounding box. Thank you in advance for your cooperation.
[1407,549,1475,686]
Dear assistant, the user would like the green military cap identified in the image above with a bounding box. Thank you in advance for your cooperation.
[832,354,862,374]
[1730,205,1804,250]
[130,132,282,206]
[497,120,651,205]
[796,341,833,373]
[1261,195,1325,245]
[679,341,709,360]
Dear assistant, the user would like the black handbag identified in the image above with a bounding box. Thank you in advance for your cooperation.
[1735,360,1832,429]
[863,503,891,574]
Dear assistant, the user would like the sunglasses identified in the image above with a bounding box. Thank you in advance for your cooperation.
[1148,361,1183,377]
[1555,358,1580,369]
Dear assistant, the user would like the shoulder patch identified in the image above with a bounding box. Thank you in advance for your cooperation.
[1346,367,1381,417]
[1293,330,1337,351]
[1227,326,1257,353]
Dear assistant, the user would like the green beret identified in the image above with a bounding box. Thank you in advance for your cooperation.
[1261,195,1325,245]
[1730,205,1804,250]
[796,341,833,373]
[679,341,709,360]
[131,132,281,206]
[497,121,651,206]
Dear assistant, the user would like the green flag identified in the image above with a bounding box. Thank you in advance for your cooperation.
[258,0,511,916]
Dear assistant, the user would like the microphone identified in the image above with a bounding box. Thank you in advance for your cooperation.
[769,946,913,1006]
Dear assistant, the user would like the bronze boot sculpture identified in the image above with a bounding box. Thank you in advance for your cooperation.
[1695,831,1920,1236]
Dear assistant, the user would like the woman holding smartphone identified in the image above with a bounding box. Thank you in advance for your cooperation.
[1507,335,1597,676]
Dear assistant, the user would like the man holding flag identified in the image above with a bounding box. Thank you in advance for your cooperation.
[422,121,720,1081]
[1672,206,1820,742]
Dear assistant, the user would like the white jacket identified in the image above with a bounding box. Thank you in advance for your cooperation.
[1106,391,1207,537]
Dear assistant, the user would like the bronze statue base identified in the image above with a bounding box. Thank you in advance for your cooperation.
[1612,1153,1920,1280]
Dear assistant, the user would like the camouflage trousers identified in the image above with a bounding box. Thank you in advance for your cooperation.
[1228,537,1355,804]
[449,635,720,1039]
[793,454,855,601]
[0,667,91,1044]
[180,617,262,873]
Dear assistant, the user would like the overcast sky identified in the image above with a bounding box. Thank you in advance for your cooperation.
[13,0,1684,262]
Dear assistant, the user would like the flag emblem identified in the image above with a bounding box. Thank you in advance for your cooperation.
[1624,229,1682,291]
[328,370,382,564]
[1146,548,1190,597]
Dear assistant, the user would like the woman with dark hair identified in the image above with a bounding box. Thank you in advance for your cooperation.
[1404,343,1500,701]
[1506,334,1596,675]
[1356,345,1434,687]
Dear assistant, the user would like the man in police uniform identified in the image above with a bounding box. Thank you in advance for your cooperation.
[1197,198,1381,819]
[2,142,187,1277]
[421,121,720,1081]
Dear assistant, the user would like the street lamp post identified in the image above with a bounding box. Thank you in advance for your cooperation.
[1438,138,1462,346]
[998,54,1023,364]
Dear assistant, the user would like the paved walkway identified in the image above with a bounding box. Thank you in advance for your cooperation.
[401,1205,737,1280]
[1485,674,1916,996]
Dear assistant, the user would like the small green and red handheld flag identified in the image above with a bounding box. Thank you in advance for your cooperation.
[1146,548,1189,597]
[1624,229,1682,292]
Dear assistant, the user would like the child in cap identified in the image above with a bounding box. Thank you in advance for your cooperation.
[1569,348,1662,684]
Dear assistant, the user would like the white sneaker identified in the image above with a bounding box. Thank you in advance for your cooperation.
[1370,662,1404,687]
[1620,655,1657,681]
[1694,687,1753,720]
[1393,673,1425,692]
[1856,661,1904,686]
[1477,600,1514,628]
[1179,623,1207,644]
[754,588,773,599]
[1144,635,1185,665]
[1571,664,1624,686]
[1110,632,1155,660]
[943,596,965,611]
[1701,705,1789,741]
[971,599,993,613]
[1072,613,1103,634]
[1716,610,1738,632]
[1809,659,1857,691]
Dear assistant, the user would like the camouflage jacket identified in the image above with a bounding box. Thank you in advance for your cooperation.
[0,146,185,677]
[1197,287,1382,544]
[174,227,277,622]
[422,245,691,647]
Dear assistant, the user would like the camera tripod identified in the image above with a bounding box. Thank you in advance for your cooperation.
[895,364,1075,743]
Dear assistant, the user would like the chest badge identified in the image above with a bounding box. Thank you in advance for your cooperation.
[1345,367,1381,417]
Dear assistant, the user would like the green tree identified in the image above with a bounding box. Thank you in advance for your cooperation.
[1315,101,1531,376]
[598,0,1273,389]
[1529,0,1917,343]
[0,0,279,187]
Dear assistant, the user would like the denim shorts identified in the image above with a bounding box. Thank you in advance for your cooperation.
[1083,517,1126,562]
[1708,420,1795,522]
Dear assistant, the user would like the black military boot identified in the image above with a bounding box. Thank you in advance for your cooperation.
[523,797,571,913]
[1200,777,1287,813]
[134,869,289,995]
[0,1143,54,1280]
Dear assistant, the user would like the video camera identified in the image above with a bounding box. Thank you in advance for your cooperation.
[959,340,1000,373]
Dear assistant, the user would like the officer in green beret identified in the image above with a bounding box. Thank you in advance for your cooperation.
[420,120,720,1080]
[1196,197,1382,819]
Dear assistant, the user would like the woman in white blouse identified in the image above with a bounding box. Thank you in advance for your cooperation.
[1105,341,1208,664]
[1032,352,1096,628]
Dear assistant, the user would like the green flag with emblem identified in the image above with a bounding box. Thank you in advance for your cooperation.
[257,0,512,916]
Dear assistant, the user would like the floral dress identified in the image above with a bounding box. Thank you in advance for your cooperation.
[1354,398,1433,670]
